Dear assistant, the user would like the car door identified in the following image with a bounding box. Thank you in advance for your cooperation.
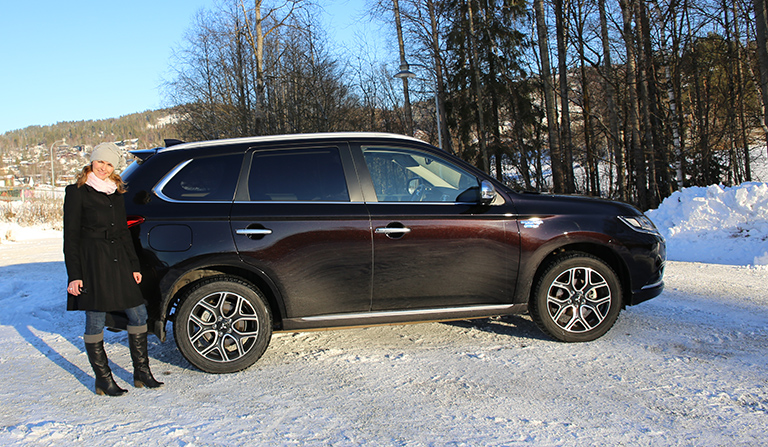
[230,143,373,319]
[355,144,518,311]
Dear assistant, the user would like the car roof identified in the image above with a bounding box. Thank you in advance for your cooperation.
[160,132,428,152]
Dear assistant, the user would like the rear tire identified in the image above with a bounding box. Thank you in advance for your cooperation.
[530,253,622,342]
[174,276,272,373]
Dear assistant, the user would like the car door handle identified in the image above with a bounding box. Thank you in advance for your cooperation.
[375,227,411,235]
[236,228,273,235]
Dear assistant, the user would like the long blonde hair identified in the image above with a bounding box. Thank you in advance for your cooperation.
[76,164,127,194]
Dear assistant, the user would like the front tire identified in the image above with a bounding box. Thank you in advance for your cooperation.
[530,253,622,342]
[174,276,272,373]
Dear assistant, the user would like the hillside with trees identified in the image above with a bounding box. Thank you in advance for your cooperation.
[0,108,181,152]
[0,109,181,188]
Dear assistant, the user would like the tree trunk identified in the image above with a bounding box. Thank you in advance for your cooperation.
[754,0,768,159]
[732,1,751,181]
[554,0,575,193]
[490,58,503,181]
[598,0,624,200]
[427,0,452,153]
[240,1,266,135]
[619,0,648,209]
[662,44,684,191]
[466,0,489,172]
[635,0,660,207]
[534,0,564,192]
[574,0,598,196]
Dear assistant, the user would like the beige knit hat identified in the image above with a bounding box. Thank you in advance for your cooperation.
[90,142,123,168]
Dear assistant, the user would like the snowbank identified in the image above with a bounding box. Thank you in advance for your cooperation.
[646,182,768,266]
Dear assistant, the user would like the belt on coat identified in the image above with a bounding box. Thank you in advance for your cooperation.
[80,230,119,240]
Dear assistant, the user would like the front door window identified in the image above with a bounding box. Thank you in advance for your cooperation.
[362,147,481,203]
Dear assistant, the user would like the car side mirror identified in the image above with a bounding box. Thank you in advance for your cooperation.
[480,180,496,205]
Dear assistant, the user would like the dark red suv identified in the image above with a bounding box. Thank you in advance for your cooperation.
[122,133,665,373]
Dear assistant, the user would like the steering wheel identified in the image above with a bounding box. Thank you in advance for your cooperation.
[410,183,426,201]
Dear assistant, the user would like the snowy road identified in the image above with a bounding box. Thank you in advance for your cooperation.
[1,237,767,446]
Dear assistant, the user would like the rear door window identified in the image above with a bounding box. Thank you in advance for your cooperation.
[246,148,349,202]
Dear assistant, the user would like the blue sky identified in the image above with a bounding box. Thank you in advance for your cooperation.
[0,0,383,134]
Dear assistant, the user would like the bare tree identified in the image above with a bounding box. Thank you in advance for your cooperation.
[466,0,490,172]
[554,0,576,193]
[239,0,307,134]
[597,0,625,200]
[165,0,357,140]
[619,0,649,209]
[534,0,565,192]
[393,0,415,136]
[755,0,768,158]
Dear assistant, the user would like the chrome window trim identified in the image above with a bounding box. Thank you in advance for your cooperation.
[153,159,194,203]
[231,200,479,205]
[155,198,486,205]
[235,200,363,205]
[366,201,480,205]
[154,157,486,206]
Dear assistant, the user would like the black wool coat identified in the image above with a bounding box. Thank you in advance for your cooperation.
[63,183,145,312]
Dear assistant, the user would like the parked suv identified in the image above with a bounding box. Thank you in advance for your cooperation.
[122,132,665,373]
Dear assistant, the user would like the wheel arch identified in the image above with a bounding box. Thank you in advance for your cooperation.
[158,263,286,339]
[524,242,631,309]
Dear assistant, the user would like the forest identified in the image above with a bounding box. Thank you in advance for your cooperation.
[0,109,178,152]
[4,0,768,211]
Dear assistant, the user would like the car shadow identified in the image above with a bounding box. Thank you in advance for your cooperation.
[443,314,553,341]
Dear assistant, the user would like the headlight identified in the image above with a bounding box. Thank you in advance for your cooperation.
[618,215,661,236]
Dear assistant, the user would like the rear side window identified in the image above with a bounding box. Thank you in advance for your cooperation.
[161,154,242,202]
[246,148,349,202]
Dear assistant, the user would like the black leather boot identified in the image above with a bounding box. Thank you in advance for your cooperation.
[84,338,128,396]
[128,326,164,389]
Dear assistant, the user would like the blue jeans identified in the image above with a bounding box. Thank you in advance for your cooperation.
[85,304,148,335]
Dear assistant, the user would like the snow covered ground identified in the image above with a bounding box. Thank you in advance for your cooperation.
[1,183,767,446]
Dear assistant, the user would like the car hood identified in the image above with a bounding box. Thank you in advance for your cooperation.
[508,191,642,217]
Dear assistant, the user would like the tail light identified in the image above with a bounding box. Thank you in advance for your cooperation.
[127,215,145,228]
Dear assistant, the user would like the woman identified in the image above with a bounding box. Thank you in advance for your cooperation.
[64,142,163,396]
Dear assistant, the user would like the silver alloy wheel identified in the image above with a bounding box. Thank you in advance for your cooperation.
[186,290,261,363]
[546,266,612,333]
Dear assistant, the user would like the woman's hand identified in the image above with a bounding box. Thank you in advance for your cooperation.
[133,272,142,284]
[67,280,83,296]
